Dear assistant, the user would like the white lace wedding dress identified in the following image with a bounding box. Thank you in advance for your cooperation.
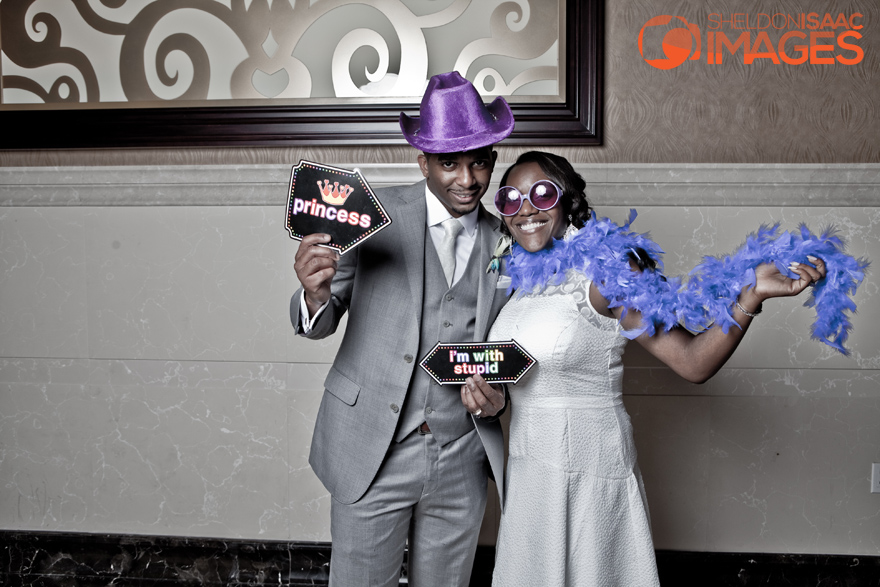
[489,270,660,587]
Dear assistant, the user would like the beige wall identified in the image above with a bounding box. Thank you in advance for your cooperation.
[1,0,878,555]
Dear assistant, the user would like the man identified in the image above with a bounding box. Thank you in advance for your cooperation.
[291,71,513,586]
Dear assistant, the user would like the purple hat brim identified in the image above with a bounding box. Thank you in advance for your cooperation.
[400,96,514,154]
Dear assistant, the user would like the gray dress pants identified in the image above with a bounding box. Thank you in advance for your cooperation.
[329,428,489,587]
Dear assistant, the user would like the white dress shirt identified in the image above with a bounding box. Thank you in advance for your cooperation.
[424,184,479,287]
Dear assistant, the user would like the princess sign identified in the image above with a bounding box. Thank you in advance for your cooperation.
[286,160,391,254]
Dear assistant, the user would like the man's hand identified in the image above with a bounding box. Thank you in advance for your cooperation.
[293,233,339,317]
[460,373,505,418]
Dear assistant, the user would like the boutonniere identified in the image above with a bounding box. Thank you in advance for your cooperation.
[486,234,513,273]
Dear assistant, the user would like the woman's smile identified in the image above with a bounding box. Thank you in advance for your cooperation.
[515,219,550,233]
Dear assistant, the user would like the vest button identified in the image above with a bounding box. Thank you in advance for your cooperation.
[425,407,433,414]
[443,320,452,327]
[446,294,453,301]
[390,404,399,413]
[404,354,413,363]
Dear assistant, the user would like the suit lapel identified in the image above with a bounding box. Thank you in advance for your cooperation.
[474,207,503,341]
[398,182,429,328]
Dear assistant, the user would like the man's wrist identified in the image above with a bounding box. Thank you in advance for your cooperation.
[299,291,330,334]
[304,294,321,317]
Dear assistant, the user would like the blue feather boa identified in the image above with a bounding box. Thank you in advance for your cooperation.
[505,210,869,355]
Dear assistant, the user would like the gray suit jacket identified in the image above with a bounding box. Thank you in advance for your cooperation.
[291,180,509,505]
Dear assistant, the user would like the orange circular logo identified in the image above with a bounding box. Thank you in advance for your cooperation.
[638,15,700,70]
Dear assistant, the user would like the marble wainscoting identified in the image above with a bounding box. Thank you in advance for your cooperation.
[0,163,878,561]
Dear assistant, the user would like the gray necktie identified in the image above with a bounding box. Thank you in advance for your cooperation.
[438,217,463,286]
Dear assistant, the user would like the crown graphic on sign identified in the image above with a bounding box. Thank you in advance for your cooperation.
[317,179,355,206]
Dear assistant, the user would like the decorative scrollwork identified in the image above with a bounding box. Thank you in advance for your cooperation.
[0,0,561,106]
[1,0,99,102]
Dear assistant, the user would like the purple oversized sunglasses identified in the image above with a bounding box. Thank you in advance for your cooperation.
[493,179,563,216]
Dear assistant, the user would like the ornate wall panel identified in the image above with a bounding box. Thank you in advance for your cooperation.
[2,0,876,164]
[0,0,603,148]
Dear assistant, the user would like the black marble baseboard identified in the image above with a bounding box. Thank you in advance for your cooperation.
[0,531,330,586]
[2,530,878,586]
[654,550,880,587]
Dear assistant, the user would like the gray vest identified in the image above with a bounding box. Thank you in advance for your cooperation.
[395,226,483,445]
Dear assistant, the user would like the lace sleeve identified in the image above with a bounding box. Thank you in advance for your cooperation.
[566,270,622,332]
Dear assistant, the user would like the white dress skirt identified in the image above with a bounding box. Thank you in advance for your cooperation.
[489,270,660,587]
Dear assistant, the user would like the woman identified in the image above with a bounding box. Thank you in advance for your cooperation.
[485,151,827,586]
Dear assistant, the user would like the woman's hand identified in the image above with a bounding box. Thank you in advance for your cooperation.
[610,255,828,384]
[750,255,826,303]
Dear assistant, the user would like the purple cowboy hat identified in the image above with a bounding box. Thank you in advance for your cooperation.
[400,71,514,154]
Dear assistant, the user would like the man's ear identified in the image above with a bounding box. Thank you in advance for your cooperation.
[417,152,430,178]
[490,150,498,169]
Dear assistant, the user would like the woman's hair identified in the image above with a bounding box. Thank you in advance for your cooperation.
[497,151,592,235]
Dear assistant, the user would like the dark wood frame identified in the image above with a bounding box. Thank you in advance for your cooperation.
[0,0,602,149]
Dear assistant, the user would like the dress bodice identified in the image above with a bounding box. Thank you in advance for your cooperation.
[489,270,627,409]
